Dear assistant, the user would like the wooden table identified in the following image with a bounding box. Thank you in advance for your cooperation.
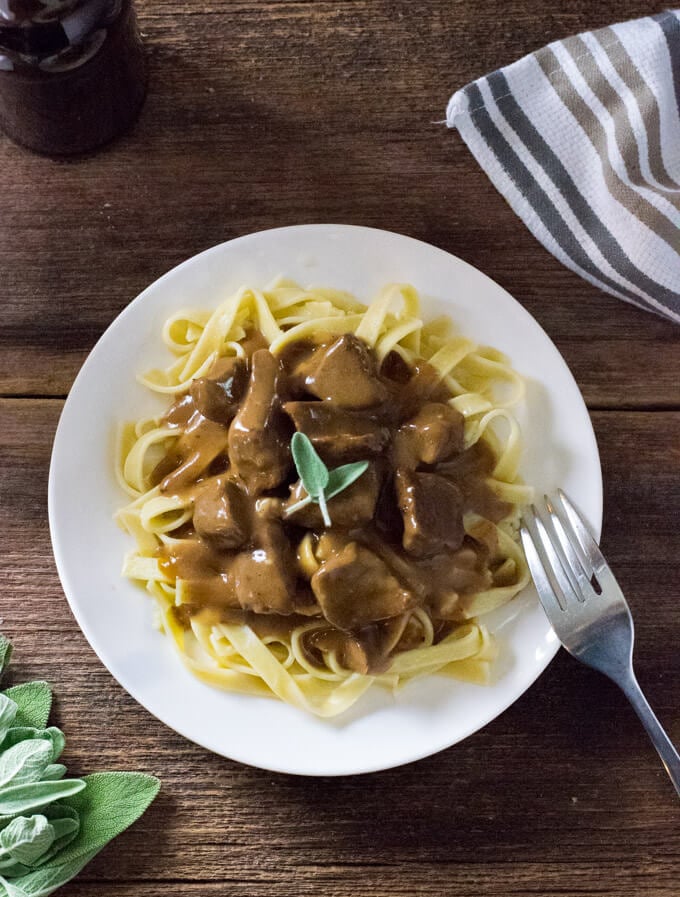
[2,1,679,895]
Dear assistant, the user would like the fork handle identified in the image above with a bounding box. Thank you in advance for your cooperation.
[617,672,680,798]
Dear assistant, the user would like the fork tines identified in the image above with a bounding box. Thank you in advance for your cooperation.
[520,490,606,614]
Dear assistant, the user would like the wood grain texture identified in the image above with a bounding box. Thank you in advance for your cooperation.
[1,1,679,895]
[1,0,679,403]
[0,400,678,896]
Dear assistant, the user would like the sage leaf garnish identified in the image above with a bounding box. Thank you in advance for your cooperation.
[290,432,329,498]
[0,636,159,897]
[325,461,370,500]
[286,433,369,527]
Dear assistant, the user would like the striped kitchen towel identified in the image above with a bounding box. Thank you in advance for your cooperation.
[446,10,680,323]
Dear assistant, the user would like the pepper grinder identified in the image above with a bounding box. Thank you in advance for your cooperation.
[0,0,147,155]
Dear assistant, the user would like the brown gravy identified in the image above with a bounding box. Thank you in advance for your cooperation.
[155,331,511,674]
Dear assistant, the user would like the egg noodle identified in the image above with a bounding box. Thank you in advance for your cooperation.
[115,279,532,717]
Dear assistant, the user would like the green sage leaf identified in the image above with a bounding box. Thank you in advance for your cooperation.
[0,634,160,896]
[0,817,54,867]
[37,768,65,784]
[0,639,12,681]
[1,848,98,897]
[325,461,369,500]
[0,701,17,749]
[0,860,30,879]
[35,806,79,865]
[44,818,77,845]
[0,732,64,766]
[36,820,78,866]
[3,686,52,731]
[0,872,30,897]
[39,806,77,826]
[291,432,329,498]
[316,489,331,527]
[0,780,85,818]
[52,772,159,865]
[0,742,52,790]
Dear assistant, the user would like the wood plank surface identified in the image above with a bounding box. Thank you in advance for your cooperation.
[1,400,678,896]
[1,0,679,405]
[1,1,679,896]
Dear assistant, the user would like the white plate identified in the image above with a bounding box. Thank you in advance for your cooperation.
[49,225,602,776]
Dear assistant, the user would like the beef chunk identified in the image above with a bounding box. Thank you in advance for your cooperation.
[283,401,390,463]
[159,414,230,493]
[193,477,249,549]
[373,472,404,543]
[437,441,512,523]
[380,350,413,385]
[283,462,381,528]
[395,360,452,420]
[311,542,415,629]
[162,393,195,428]
[231,519,296,614]
[395,470,465,557]
[277,339,318,396]
[190,357,248,424]
[340,636,371,674]
[228,350,291,493]
[393,403,464,468]
[302,334,387,408]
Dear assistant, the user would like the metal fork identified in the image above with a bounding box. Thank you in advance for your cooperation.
[521,490,680,797]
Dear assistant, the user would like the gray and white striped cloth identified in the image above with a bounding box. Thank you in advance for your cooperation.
[447,10,680,323]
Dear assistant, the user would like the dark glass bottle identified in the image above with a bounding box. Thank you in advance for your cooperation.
[0,0,146,155]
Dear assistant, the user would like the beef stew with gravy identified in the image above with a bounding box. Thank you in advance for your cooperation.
[155,332,511,675]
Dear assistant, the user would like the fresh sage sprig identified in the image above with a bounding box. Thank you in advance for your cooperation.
[0,635,159,897]
[285,432,369,527]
